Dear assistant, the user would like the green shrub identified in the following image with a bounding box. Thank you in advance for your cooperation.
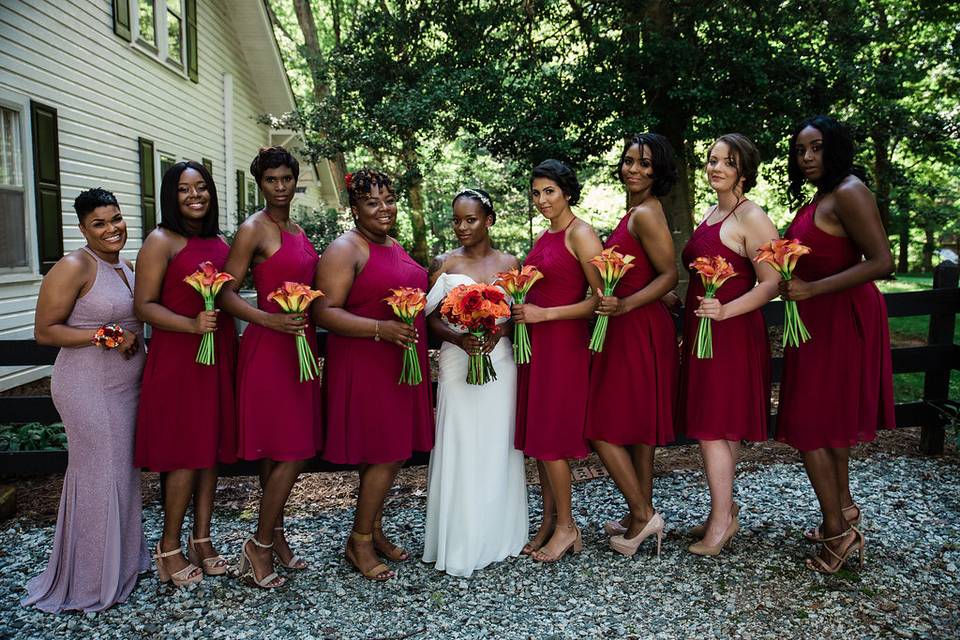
[0,422,68,452]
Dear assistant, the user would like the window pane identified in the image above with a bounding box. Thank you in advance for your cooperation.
[0,107,22,188]
[0,189,28,268]
[167,12,182,63]
[159,154,177,177]
[166,0,181,17]
[138,0,156,46]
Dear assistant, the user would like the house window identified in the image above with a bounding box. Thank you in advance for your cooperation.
[0,106,27,270]
[137,0,157,48]
[166,0,183,64]
[159,153,177,179]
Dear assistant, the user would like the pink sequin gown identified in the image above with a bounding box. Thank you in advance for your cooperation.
[22,248,150,613]
[777,201,896,450]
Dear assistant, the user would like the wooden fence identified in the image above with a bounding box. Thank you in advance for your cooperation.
[1,262,957,476]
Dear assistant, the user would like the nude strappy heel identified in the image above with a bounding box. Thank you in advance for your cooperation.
[804,504,861,543]
[345,531,393,581]
[237,535,285,588]
[187,534,228,576]
[532,524,583,563]
[154,541,203,587]
[806,527,865,574]
[272,527,307,570]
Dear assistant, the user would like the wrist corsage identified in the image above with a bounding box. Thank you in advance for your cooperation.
[92,323,125,348]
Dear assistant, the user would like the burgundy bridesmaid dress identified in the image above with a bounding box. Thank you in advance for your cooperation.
[322,237,433,464]
[515,222,591,460]
[135,236,238,471]
[777,201,896,450]
[585,212,678,446]
[235,229,322,461]
[677,209,771,442]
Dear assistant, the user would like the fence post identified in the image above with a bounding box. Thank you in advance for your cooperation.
[921,261,959,454]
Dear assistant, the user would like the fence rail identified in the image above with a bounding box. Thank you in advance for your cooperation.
[1,262,957,476]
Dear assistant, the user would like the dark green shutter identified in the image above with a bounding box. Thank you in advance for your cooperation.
[138,138,156,238]
[30,101,63,274]
[186,0,198,82]
[257,187,265,208]
[236,169,246,222]
[112,0,131,40]
[202,157,213,175]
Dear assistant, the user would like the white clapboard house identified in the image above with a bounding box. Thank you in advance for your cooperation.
[0,0,339,391]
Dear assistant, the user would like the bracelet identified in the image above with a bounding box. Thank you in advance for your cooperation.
[374,320,380,342]
[92,324,125,349]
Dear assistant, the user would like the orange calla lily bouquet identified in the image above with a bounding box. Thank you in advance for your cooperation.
[266,281,324,382]
[494,266,544,365]
[690,255,737,359]
[384,287,427,385]
[588,246,636,353]
[183,261,234,365]
[756,238,812,348]
[440,283,512,385]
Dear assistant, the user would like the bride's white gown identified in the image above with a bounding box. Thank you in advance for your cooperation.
[422,273,529,577]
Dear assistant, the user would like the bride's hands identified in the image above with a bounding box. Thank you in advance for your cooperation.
[457,326,503,355]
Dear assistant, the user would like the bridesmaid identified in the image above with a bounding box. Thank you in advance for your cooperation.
[586,134,679,556]
[219,147,322,588]
[678,134,779,556]
[24,188,149,612]
[513,159,604,563]
[778,115,895,573]
[134,161,236,586]
[422,188,528,577]
[316,169,433,581]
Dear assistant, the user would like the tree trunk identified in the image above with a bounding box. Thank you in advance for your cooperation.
[640,0,694,292]
[898,221,910,273]
[401,137,429,265]
[922,223,935,272]
[292,0,349,207]
[872,131,892,233]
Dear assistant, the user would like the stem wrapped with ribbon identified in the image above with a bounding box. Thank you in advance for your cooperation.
[183,261,234,365]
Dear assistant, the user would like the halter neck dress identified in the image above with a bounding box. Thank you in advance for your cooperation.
[585,211,678,446]
[677,205,771,442]
[515,221,591,460]
[135,235,238,470]
[776,200,896,449]
[236,228,322,461]
[22,247,150,613]
[322,235,434,464]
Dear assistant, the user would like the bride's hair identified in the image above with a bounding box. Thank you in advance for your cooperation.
[452,188,495,223]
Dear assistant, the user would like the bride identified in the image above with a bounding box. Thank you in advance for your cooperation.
[422,188,528,577]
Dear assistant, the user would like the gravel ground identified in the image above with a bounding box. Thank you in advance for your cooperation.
[2,432,959,640]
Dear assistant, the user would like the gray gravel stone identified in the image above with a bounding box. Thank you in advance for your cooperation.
[3,454,959,638]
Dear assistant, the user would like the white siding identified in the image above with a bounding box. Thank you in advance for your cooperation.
[0,0,331,391]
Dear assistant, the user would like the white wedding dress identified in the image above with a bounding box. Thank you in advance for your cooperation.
[421,273,529,577]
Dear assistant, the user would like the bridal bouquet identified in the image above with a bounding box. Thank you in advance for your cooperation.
[183,261,234,365]
[755,238,812,348]
[384,287,427,385]
[690,255,737,359]
[266,281,324,382]
[440,283,512,385]
[494,266,544,365]
[588,246,636,353]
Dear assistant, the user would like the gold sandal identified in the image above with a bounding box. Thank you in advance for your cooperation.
[345,531,393,581]
[373,520,408,562]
